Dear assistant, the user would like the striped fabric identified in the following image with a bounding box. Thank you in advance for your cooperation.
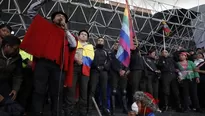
[116,0,134,67]
[77,41,94,77]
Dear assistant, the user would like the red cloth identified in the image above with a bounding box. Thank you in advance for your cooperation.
[144,92,159,104]
[140,92,159,115]
[20,14,76,87]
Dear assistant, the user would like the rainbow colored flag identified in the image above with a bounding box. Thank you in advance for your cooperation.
[116,0,134,67]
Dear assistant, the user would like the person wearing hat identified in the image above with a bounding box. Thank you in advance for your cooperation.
[20,0,77,116]
[0,24,12,46]
[130,91,161,116]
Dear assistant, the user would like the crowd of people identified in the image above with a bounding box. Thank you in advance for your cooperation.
[0,0,205,116]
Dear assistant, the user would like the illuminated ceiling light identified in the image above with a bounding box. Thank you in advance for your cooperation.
[104,0,109,4]
[11,31,14,34]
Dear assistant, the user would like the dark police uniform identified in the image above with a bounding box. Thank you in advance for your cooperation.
[88,45,110,115]
[110,50,128,114]
[158,56,181,110]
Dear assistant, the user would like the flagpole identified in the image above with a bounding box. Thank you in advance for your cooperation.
[126,0,140,53]
[163,30,166,50]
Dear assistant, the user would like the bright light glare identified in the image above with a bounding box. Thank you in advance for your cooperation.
[11,31,14,34]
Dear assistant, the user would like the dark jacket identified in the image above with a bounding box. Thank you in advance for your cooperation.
[158,56,177,73]
[143,56,158,76]
[197,61,205,81]
[91,47,110,71]
[173,51,181,62]
[129,49,144,71]
[0,50,23,94]
[110,50,128,72]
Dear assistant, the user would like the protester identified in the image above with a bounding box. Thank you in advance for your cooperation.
[177,51,201,112]
[0,35,24,115]
[0,24,12,46]
[63,30,94,116]
[129,45,144,96]
[130,91,161,116]
[20,0,77,115]
[194,53,204,66]
[195,58,205,108]
[16,48,33,115]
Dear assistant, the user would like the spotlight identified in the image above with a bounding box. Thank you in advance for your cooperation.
[11,31,14,34]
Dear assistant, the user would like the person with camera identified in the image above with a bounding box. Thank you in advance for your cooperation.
[87,37,110,116]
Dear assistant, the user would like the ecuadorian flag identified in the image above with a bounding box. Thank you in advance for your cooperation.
[77,41,94,77]
[116,0,134,67]
[162,21,171,36]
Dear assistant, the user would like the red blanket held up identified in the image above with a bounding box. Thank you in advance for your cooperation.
[20,14,76,87]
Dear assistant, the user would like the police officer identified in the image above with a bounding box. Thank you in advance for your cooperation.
[158,50,182,112]
[110,42,129,115]
[142,49,159,99]
[88,37,110,116]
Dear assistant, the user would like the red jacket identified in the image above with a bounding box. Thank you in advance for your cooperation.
[20,15,76,86]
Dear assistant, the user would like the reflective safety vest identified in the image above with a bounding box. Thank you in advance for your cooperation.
[20,49,33,68]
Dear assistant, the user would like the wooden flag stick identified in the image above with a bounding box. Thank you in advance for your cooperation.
[163,30,166,50]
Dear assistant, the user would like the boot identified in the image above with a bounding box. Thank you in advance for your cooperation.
[64,110,73,116]
[79,102,87,116]
[111,95,115,116]
[162,105,169,112]
[162,95,169,112]
[102,108,111,116]
[176,104,183,112]
[122,96,128,114]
